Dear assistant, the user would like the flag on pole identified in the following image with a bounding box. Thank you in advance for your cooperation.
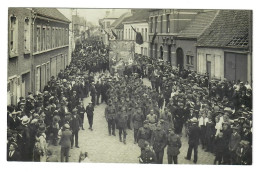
[151,32,157,44]
[111,29,118,40]
[130,25,143,45]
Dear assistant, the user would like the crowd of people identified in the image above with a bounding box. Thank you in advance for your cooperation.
[7,37,109,162]
[7,36,252,165]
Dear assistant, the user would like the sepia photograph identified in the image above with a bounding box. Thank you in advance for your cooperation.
[5,2,254,167]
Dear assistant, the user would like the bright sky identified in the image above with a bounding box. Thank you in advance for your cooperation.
[58,8,129,25]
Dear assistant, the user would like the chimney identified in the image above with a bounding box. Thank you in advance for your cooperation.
[106,11,110,17]
[131,9,139,15]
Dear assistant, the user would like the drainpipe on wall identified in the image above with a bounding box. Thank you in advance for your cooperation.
[31,10,37,94]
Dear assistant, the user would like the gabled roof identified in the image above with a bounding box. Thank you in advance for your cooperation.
[197,10,251,49]
[122,9,150,24]
[111,12,132,29]
[32,8,70,23]
[178,10,218,38]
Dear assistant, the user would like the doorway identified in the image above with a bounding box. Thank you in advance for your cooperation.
[207,61,211,80]
[168,45,172,65]
[176,48,184,69]
[160,46,163,60]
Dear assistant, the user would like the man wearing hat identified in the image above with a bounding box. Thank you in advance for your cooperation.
[235,140,252,165]
[137,120,152,152]
[116,107,128,144]
[150,123,167,164]
[89,82,97,106]
[105,100,117,136]
[185,117,200,164]
[70,109,81,148]
[7,142,21,161]
[20,115,32,161]
[139,141,157,164]
[166,128,182,164]
[86,101,94,131]
[132,107,145,144]
[60,124,72,162]
[229,126,241,165]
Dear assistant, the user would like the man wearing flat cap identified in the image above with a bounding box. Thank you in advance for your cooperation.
[7,142,21,161]
[229,126,241,164]
[105,100,117,136]
[137,120,152,152]
[185,117,200,164]
[86,101,94,131]
[150,123,167,164]
[70,109,81,148]
[235,140,252,165]
[60,124,72,162]
[166,128,182,164]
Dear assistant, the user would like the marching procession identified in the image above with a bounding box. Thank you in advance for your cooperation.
[7,36,252,165]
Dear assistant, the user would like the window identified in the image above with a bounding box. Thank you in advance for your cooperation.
[46,27,50,49]
[161,15,163,33]
[141,47,143,55]
[186,55,194,65]
[145,28,147,41]
[24,18,30,52]
[129,29,130,40]
[10,16,18,55]
[125,29,127,40]
[42,26,46,51]
[166,14,170,33]
[36,26,41,52]
[59,28,62,46]
[56,28,58,47]
[155,17,158,33]
[52,27,55,48]
[141,28,144,40]
[65,28,68,45]
[150,17,153,33]
[35,66,41,94]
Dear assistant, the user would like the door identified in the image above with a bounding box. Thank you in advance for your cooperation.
[224,53,236,81]
[176,48,184,69]
[235,53,247,82]
[35,66,41,94]
[56,55,61,75]
[168,45,172,65]
[224,52,247,82]
[160,46,163,59]
[21,78,25,98]
[51,57,57,78]
[207,61,211,80]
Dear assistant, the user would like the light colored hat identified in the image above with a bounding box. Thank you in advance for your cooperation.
[64,124,70,129]
[191,117,198,123]
[21,116,30,125]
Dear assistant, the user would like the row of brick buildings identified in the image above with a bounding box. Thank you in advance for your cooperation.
[100,9,252,84]
[8,8,70,105]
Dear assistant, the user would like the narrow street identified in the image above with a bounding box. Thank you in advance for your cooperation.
[49,78,216,164]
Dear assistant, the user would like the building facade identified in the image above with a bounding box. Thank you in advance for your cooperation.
[148,9,202,68]
[123,10,150,56]
[196,10,252,83]
[8,8,70,105]
[111,12,132,41]
[99,10,119,45]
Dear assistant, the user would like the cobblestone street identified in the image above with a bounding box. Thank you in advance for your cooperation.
[48,78,216,164]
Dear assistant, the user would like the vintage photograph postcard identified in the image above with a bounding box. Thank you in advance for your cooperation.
[7,7,252,165]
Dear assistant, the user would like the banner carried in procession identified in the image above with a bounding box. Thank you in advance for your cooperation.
[109,40,135,75]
